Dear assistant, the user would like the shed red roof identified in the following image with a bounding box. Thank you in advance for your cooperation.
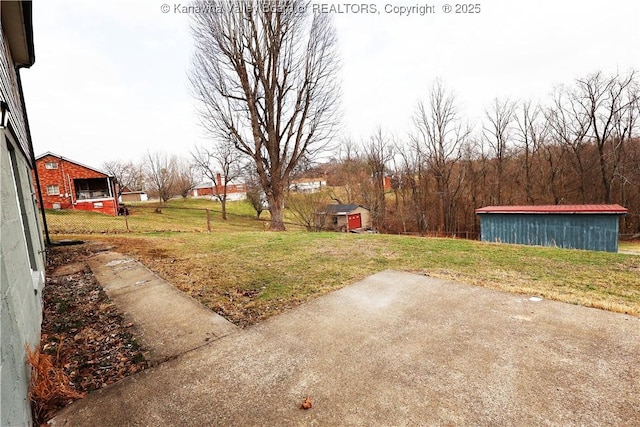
[475,204,627,215]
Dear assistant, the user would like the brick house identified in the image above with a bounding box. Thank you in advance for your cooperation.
[383,175,392,190]
[35,152,119,215]
[191,173,247,201]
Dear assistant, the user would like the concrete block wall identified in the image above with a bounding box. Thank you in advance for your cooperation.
[1,3,44,424]
[1,135,46,426]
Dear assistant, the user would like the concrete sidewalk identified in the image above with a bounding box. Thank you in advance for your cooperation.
[51,269,640,426]
[86,252,237,363]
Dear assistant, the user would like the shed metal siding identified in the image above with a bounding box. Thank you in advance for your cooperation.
[478,213,620,252]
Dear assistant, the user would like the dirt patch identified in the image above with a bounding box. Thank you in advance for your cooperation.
[37,243,148,424]
[50,262,85,277]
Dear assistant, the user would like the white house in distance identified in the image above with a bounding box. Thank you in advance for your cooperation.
[289,177,326,193]
[0,3,47,425]
[119,188,148,203]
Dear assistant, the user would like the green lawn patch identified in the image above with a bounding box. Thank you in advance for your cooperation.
[77,231,640,327]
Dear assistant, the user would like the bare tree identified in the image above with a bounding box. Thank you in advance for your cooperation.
[539,138,567,205]
[174,158,198,200]
[458,138,485,233]
[189,0,340,230]
[413,81,470,232]
[613,77,640,210]
[545,85,593,202]
[514,101,546,204]
[244,171,267,219]
[192,140,244,219]
[396,140,428,235]
[328,140,368,205]
[386,152,409,234]
[144,152,178,204]
[576,71,637,203]
[286,190,329,231]
[483,98,516,205]
[103,160,144,197]
[364,128,393,231]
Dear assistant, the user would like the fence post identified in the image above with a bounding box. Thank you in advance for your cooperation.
[206,209,211,232]
[125,209,130,233]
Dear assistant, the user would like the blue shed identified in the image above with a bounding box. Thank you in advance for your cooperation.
[475,204,627,252]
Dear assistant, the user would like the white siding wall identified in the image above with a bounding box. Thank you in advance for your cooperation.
[0,19,30,159]
[223,192,247,202]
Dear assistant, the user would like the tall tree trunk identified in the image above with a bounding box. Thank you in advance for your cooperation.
[220,197,227,220]
[598,143,611,203]
[267,186,286,231]
[436,175,445,233]
[189,2,340,233]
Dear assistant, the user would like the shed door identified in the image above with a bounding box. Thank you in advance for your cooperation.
[347,213,361,230]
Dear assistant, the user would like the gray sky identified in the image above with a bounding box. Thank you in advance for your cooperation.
[21,0,640,169]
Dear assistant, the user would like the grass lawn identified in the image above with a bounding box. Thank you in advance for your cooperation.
[60,230,640,327]
[47,199,640,326]
[44,199,308,234]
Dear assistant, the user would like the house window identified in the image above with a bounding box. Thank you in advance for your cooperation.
[46,185,60,195]
[74,178,110,200]
[45,162,58,169]
[7,138,41,273]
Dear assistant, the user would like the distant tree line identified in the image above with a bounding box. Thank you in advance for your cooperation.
[314,71,639,236]
[103,147,265,221]
[177,1,640,234]
[103,152,198,204]
[104,68,639,236]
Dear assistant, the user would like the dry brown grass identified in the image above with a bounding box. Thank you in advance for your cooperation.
[63,231,640,329]
[26,341,85,424]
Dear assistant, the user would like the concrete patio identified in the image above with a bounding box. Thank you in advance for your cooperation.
[50,258,640,426]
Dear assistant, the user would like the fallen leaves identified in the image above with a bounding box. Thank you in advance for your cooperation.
[300,396,312,410]
[36,244,148,424]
